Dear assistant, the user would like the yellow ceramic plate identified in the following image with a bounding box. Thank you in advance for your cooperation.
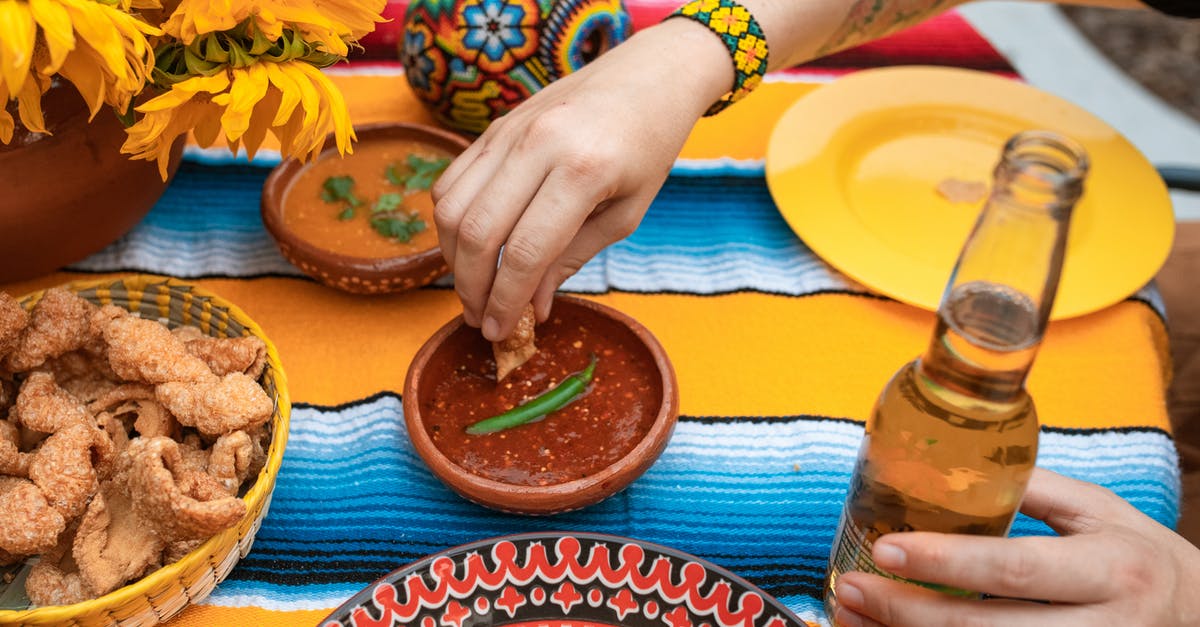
[765,66,1173,319]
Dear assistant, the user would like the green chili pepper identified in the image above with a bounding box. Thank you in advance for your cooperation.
[465,354,598,435]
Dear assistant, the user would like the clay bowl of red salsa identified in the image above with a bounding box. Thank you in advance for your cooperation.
[261,122,469,295]
[404,295,679,515]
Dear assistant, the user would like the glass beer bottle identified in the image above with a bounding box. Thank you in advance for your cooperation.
[823,130,1089,618]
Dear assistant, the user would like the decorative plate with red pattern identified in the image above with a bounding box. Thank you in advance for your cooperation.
[321,532,808,627]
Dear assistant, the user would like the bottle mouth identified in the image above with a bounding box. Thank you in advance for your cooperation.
[995,130,1090,211]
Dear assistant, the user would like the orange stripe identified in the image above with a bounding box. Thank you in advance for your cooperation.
[186,74,819,162]
[169,605,330,627]
[2,273,1171,432]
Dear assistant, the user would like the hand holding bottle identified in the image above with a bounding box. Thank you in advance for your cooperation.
[832,468,1200,627]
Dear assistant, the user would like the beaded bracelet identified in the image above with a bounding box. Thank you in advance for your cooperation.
[666,0,769,116]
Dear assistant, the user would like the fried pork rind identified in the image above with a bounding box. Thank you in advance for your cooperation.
[96,413,132,456]
[73,479,165,598]
[184,335,268,379]
[0,287,273,606]
[15,371,94,434]
[0,476,66,557]
[91,384,180,440]
[24,522,90,607]
[29,423,114,520]
[208,431,257,496]
[0,292,28,364]
[0,418,29,477]
[494,304,537,381]
[127,437,247,542]
[98,308,213,384]
[156,373,273,436]
[5,288,97,373]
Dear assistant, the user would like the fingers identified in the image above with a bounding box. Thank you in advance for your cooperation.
[835,572,1100,627]
[1020,467,1118,535]
[479,165,613,341]
[869,531,1121,604]
[439,148,552,329]
[529,198,645,321]
[433,144,508,295]
[432,135,490,268]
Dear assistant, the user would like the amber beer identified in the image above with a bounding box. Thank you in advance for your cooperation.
[823,131,1089,617]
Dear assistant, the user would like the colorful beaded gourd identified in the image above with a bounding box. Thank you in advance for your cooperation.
[401,0,632,134]
[667,0,769,116]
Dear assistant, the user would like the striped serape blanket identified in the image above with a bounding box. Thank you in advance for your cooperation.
[0,6,1179,627]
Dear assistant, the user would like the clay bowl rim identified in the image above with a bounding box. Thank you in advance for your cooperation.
[260,121,470,275]
[403,294,680,516]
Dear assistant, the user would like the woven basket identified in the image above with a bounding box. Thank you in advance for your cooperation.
[0,275,291,626]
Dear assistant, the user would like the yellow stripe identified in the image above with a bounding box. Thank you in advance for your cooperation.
[2,274,1170,432]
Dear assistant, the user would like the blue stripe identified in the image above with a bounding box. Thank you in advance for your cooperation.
[207,397,1180,614]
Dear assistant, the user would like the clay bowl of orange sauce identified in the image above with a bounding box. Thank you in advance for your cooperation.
[261,122,470,294]
[404,295,680,515]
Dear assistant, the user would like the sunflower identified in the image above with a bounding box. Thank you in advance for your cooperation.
[0,0,157,142]
[162,0,385,56]
[123,56,354,177]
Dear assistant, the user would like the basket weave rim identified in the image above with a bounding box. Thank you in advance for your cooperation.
[0,274,291,623]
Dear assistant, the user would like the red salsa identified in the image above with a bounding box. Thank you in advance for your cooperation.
[418,305,662,487]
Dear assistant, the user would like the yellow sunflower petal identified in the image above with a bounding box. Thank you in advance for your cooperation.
[0,109,13,143]
[0,0,36,94]
[241,83,281,159]
[273,99,303,156]
[219,63,268,142]
[123,100,199,179]
[264,61,301,127]
[162,0,239,42]
[60,0,129,80]
[15,75,47,133]
[294,61,353,154]
[136,72,230,113]
[28,0,76,75]
[280,60,319,133]
[315,0,387,39]
[0,81,12,143]
[56,43,106,118]
[191,100,223,147]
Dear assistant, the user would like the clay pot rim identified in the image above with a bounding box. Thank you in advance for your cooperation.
[260,122,471,274]
[403,294,680,516]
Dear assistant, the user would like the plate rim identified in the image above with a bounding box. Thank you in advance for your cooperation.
[321,530,808,626]
[764,64,1174,320]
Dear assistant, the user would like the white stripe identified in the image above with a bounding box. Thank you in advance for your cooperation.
[201,591,353,611]
[322,63,407,77]
[183,144,283,167]
[672,157,767,174]
[763,71,840,84]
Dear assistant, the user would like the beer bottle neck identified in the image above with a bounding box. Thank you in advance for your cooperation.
[918,131,1087,404]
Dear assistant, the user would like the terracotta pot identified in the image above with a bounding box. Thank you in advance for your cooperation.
[404,295,680,515]
[0,84,182,283]
[261,122,469,295]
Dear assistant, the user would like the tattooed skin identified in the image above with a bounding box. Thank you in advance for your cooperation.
[818,0,954,56]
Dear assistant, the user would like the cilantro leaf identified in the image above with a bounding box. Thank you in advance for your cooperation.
[373,192,404,214]
[370,211,428,243]
[321,175,362,207]
[385,163,408,186]
[405,156,451,190]
[386,156,451,191]
[337,207,356,220]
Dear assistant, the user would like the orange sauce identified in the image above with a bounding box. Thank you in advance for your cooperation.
[281,140,452,258]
